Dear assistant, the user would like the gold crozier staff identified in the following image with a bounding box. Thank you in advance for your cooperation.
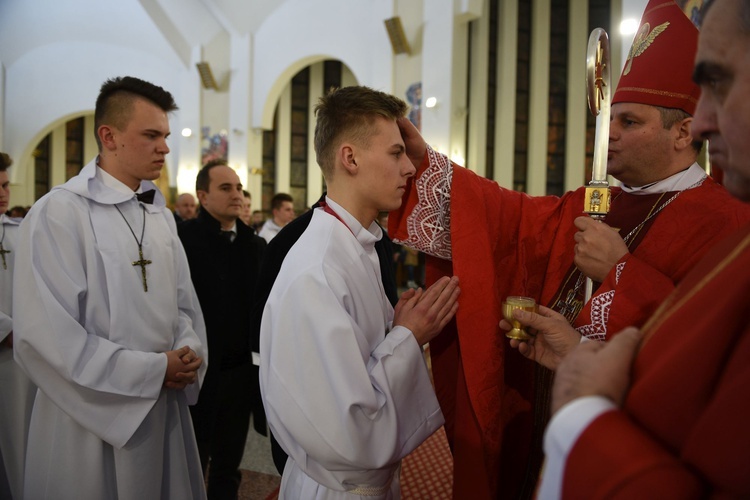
[583,28,612,302]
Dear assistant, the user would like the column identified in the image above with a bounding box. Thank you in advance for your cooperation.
[275,83,291,195]
[564,0,589,190]
[494,0,518,186]
[526,0,551,196]
[307,62,324,207]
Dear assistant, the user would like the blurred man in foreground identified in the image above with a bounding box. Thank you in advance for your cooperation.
[530,0,750,495]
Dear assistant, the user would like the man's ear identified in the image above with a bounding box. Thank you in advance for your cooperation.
[196,190,208,206]
[98,125,117,151]
[675,117,694,151]
[340,144,358,175]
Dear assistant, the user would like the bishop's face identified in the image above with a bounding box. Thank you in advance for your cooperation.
[606,102,676,187]
[353,117,416,218]
[105,98,171,190]
[692,0,750,202]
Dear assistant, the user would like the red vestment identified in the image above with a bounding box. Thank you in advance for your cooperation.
[389,149,750,498]
[562,223,750,498]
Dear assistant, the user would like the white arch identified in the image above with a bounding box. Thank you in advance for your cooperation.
[5,41,187,194]
[252,0,394,130]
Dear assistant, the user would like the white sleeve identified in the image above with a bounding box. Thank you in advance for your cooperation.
[261,270,443,483]
[12,198,168,448]
[0,311,11,341]
[537,396,617,499]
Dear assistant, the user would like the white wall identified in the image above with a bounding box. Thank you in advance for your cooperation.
[0,0,405,207]
[252,0,395,129]
[0,0,651,208]
[0,0,188,206]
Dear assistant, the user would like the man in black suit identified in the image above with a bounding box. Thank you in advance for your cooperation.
[249,194,399,474]
[179,160,266,499]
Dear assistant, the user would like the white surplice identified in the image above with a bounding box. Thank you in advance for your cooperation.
[258,218,283,242]
[260,199,443,500]
[13,160,208,500]
[0,214,36,500]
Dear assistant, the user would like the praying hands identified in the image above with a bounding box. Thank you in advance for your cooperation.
[395,275,461,347]
[163,345,203,390]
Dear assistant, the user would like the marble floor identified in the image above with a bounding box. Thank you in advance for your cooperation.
[238,417,281,499]
[240,417,279,476]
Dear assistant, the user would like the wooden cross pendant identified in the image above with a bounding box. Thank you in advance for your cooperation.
[132,247,152,292]
[0,243,10,270]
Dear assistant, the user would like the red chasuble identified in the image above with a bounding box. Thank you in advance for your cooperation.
[562,223,750,498]
[389,149,750,499]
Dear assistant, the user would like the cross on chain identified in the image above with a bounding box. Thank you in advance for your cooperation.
[594,45,607,108]
[555,288,583,323]
[0,243,9,270]
[132,247,152,292]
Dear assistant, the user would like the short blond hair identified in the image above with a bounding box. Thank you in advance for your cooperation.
[314,86,408,179]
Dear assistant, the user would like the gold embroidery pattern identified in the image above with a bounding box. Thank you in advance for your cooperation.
[614,86,699,105]
[623,21,670,75]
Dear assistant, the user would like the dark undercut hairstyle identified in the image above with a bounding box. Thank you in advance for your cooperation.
[657,106,703,153]
[313,86,409,179]
[196,159,230,192]
[270,193,293,210]
[94,76,178,151]
[0,152,12,172]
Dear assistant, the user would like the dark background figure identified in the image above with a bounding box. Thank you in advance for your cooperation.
[239,190,253,230]
[257,192,295,242]
[7,205,27,218]
[249,193,399,475]
[174,192,197,223]
[251,210,265,233]
[179,160,267,499]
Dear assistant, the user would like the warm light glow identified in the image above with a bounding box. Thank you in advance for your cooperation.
[176,164,199,195]
[425,97,438,108]
[451,153,465,166]
[181,128,192,137]
[232,164,248,188]
[620,18,639,35]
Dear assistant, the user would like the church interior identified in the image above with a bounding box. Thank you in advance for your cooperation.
[0,0,670,498]
[0,0,657,214]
